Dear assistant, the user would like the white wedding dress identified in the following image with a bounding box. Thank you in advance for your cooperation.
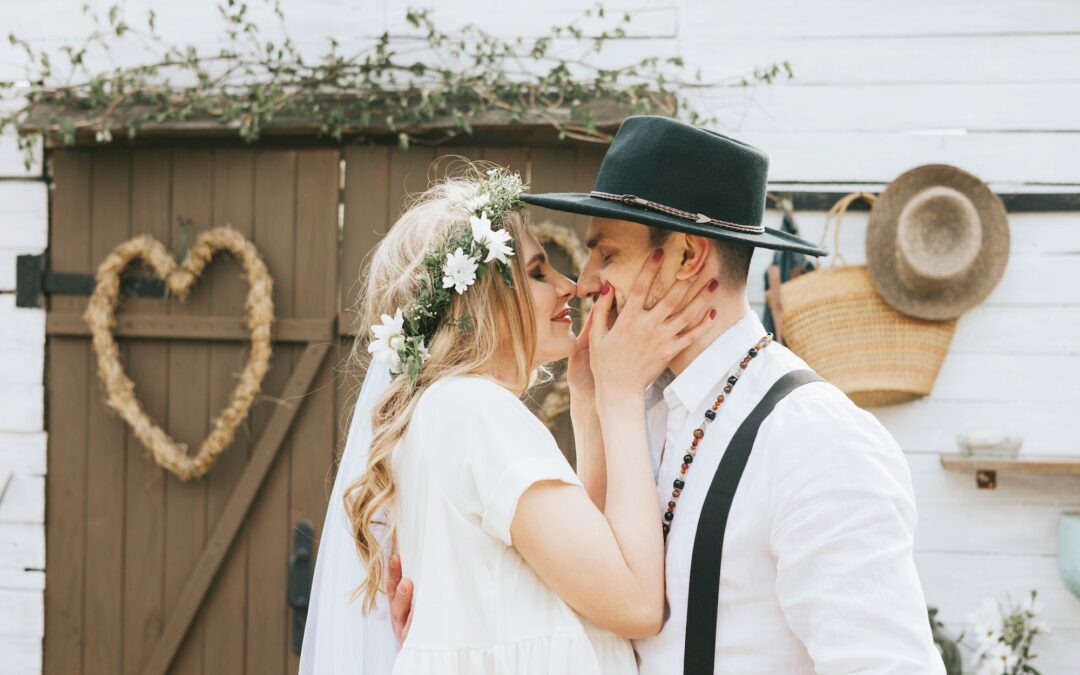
[389,375,636,674]
[299,371,637,675]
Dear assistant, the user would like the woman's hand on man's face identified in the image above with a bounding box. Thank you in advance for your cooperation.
[588,249,718,399]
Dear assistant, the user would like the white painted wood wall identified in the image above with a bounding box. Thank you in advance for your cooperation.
[1,1,1078,673]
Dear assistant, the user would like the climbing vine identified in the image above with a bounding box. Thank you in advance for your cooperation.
[0,1,791,166]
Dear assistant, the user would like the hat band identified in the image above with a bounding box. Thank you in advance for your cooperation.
[590,191,764,235]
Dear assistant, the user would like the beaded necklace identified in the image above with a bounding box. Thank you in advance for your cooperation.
[662,333,773,539]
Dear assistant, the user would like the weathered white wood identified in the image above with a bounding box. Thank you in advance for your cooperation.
[875,400,1079,456]
[0,569,44,591]
[0,296,44,345]
[906,455,1080,555]
[682,0,1080,38]
[685,34,1080,85]
[0,636,41,674]
[0,524,44,577]
[756,208,1080,261]
[0,134,42,178]
[0,474,44,525]
[0,385,43,433]
[0,589,43,637]
[929,353,1080,404]
[747,249,1080,309]
[0,344,45,385]
[701,83,1080,133]
[0,182,48,251]
[0,432,46,476]
[731,130,1080,184]
[916,551,1080,628]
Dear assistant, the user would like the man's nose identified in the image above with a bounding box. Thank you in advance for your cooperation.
[576,256,601,299]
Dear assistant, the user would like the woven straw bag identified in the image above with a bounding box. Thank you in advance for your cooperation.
[778,192,957,408]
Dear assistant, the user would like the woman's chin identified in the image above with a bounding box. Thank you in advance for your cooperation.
[535,332,579,364]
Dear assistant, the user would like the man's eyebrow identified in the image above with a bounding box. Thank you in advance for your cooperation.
[585,233,605,249]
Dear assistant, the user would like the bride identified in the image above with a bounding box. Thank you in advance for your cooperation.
[300,165,717,674]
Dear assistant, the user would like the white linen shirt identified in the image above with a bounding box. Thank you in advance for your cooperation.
[633,312,945,675]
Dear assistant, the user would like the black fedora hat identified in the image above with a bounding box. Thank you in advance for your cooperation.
[522,116,827,256]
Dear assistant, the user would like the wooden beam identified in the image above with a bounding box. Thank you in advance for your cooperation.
[46,312,335,342]
[140,342,331,675]
[939,454,1080,474]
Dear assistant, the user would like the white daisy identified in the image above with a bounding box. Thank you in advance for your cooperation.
[368,308,406,374]
[465,192,490,213]
[442,248,478,294]
[470,212,515,264]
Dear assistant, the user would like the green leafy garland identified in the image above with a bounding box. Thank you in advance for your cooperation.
[0,1,792,167]
[368,169,524,384]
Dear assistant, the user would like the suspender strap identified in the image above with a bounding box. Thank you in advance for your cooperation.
[683,369,823,675]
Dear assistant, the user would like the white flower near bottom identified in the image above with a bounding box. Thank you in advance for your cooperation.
[975,642,1017,675]
[470,212,515,264]
[442,247,479,294]
[416,339,431,364]
[368,308,406,373]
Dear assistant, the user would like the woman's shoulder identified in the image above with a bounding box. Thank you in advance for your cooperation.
[416,375,533,423]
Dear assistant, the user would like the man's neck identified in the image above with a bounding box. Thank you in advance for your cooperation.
[667,290,752,377]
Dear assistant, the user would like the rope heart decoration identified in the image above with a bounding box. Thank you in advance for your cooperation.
[83,225,275,481]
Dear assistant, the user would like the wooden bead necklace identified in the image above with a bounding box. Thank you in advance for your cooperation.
[662,333,773,539]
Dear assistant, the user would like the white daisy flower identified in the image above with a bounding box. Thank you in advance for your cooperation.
[368,308,406,374]
[442,247,478,294]
[416,339,431,364]
[465,192,490,213]
[470,212,515,264]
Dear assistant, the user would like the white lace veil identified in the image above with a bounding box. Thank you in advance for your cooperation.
[299,363,398,674]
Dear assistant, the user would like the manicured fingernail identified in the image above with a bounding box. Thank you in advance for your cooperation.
[708,279,719,292]
[652,248,664,262]
[709,309,717,319]
[601,281,611,296]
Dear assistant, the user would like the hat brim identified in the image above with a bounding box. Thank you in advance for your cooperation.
[866,165,1010,321]
[521,192,828,257]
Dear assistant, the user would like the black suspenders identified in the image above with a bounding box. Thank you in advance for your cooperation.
[683,369,824,675]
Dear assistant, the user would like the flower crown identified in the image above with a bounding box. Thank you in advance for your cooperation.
[368,168,525,383]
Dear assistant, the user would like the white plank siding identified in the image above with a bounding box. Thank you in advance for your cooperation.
[1,0,1079,672]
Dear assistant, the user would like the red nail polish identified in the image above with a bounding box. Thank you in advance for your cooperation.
[709,309,717,319]
[708,279,719,292]
[601,281,611,296]
[652,248,664,262]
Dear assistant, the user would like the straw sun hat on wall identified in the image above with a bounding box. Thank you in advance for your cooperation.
[866,164,1010,321]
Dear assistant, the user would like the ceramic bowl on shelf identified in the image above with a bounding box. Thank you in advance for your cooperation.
[956,433,1023,458]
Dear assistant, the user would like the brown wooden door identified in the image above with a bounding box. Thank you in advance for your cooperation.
[44,142,604,675]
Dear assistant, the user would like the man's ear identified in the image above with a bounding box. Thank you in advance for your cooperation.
[675,233,712,280]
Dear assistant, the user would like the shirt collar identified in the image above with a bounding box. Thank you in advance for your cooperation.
[662,310,768,414]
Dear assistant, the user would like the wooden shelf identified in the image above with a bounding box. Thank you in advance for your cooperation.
[939,455,1080,475]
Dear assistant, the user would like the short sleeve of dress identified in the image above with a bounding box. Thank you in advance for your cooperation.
[413,376,582,547]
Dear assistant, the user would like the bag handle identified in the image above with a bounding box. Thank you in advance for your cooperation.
[820,191,877,267]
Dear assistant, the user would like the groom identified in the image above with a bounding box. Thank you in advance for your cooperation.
[391,116,945,673]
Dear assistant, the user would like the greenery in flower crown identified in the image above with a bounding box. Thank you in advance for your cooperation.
[0,1,792,168]
[368,168,524,384]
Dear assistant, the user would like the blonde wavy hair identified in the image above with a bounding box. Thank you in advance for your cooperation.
[342,164,538,613]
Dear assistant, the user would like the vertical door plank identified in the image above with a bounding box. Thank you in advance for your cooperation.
[83,149,132,675]
[287,149,340,674]
[340,146,389,318]
[165,150,213,675]
[387,147,435,223]
[201,149,257,675]
[336,146,390,496]
[123,150,172,674]
[245,151,297,675]
[44,151,92,675]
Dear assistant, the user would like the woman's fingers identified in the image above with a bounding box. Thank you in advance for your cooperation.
[623,248,665,314]
[589,281,615,345]
[667,278,719,334]
[671,309,718,355]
